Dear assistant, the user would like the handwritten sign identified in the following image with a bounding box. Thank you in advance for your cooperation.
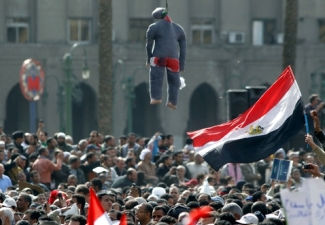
[281,178,325,225]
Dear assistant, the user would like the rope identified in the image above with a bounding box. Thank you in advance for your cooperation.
[165,0,168,13]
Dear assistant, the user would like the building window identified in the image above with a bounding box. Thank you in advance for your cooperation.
[6,18,29,43]
[319,19,325,43]
[68,19,91,43]
[252,19,276,46]
[191,20,214,44]
[129,18,152,43]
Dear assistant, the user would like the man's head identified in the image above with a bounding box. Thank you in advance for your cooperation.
[89,131,99,144]
[86,153,98,164]
[128,133,136,145]
[126,169,138,182]
[194,154,204,164]
[56,132,66,145]
[176,165,185,178]
[69,156,81,169]
[310,94,320,106]
[68,175,77,186]
[251,202,268,217]
[0,208,14,225]
[71,194,86,211]
[104,135,116,147]
[160,194,174,207]
[16,193,32,212]
[75,185,90,202]
[90,178,102,192]
[97,192,114,212]
[291,169,301,183]
[46,137,57,149]
[252,191,267,203]
[152,206,167,222]
[162,155,172,167]
[198,194,211,206]
[136,203,153,223]
[169,187,179,204]
[126,157,136,168]
[166,135,174,146]
[69,215,87,225]
[116,157,125,170]
[119,136,127,146]
[12,131,24,144]
[173,152,183,164]
[221,203,243,220]
[37,194,46,205]
[38,147,49,157]
[17,171,26,182]
[30,171,41,183]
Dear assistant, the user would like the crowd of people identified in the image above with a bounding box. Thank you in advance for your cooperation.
[0,100,325,225]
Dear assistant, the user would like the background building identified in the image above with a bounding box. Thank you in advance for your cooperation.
[0,0,325,148]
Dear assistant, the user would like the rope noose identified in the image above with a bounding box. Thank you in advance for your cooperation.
[165,0,169,13]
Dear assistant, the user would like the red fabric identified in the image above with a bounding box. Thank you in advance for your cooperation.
[48,190,68,204]
[88,188,106,225]
[187,66,296,147]
[187,206,212,225]
[153,57,179,72]
[164,15,172,22]
[120,213,127,225]
[27,76,40,91]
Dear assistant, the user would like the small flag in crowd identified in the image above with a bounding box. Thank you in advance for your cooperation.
[187,66,305,171]
[88,188,113,225]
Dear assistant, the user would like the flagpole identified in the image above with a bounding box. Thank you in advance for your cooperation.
[304,113,309,148]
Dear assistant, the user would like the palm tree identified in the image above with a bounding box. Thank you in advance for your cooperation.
[282,0,298,72]
[98,0,113,135]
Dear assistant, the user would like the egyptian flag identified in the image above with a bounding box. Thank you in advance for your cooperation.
[88,188,113,225]
[187,66,305,171]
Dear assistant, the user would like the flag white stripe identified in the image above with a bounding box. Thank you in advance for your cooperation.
[94,213,113,225]
[196,81,301,156]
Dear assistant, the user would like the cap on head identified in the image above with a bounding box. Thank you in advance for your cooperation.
[57,132,66,138]
[152,7,167,19]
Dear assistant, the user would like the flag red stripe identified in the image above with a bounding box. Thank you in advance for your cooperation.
[88,188,105,225]
[187,67,295,147]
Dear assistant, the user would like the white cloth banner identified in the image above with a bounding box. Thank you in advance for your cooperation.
[280,178,325,225]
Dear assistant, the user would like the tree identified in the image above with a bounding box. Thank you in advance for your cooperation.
[98,0,113,135]
[282,0,298,72]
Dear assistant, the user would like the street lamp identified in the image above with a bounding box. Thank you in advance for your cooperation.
[62,43,90,136]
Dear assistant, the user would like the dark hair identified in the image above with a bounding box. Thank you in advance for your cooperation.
[46,137,54,146]
[75,185,89,196]
[185,138,193,145]
[232,199,243,208]
[125,200,138,210]
[104,135,114,143]
[251,202,268,216]
[196,174,205,182]
[310,94,319,103]
[209,202,224,211]
[159,215,177,224]
[154,205,168,215]
[160,194,173,202]
[38,148,46,155]
[86,153,95,161]
[29,153,38,161]
[264,218,284,225]
[267,201,280,213]
[157,199,168,204]
[217,212,236,224]
[214,220,232,225]
[70,215,87,225]
[20,193,32,207]
[252,191,264,202]
[142,203,153,217]
[242,202,253,215]
[72,194,86,210]
[69,156,79,164]
[30,171,40,179]
[38,215,54,222]
[187,201,199,210]
[11,153,20,161]
[166,134,173,140]
[91,178,102,190]
[30,210,46,221]
[173,151,182,158]
[124,210,135,223]
[109,209,122,220]
[64,214,73,222]
[16,221,31,225]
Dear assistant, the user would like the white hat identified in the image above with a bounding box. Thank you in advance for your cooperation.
[2,197,17,208]
[147,194,158,201]
[63,152,70,158]
[152,187,166,198]
[135,197,147,204]
[57,132,66,138]
[236,213,258,224]
[0,141,5,147]
[93,167,109,174]
[139,149,151,160]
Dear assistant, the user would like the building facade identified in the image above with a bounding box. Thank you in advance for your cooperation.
[0,0,325,148]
